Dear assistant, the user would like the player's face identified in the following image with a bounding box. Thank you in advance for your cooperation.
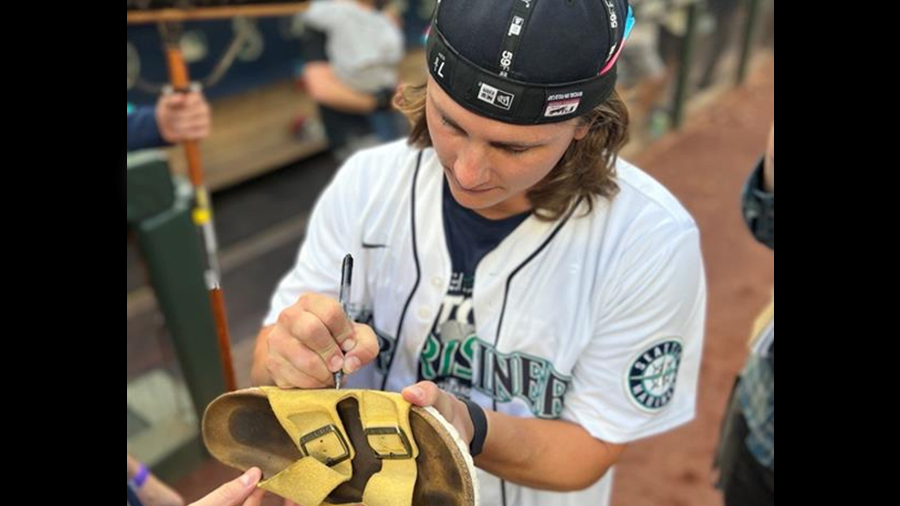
[426,76,589,220]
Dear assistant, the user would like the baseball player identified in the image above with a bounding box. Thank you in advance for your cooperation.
[251,1,707,505]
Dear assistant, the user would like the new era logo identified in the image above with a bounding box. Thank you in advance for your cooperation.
[509,16,524,36]
[478,83,515,111]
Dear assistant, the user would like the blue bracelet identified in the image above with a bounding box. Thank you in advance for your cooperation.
[128,463,150,490]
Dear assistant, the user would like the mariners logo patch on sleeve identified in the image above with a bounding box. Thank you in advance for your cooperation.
[626,339,684,412]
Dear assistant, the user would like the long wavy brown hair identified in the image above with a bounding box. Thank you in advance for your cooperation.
[395,82,630,221]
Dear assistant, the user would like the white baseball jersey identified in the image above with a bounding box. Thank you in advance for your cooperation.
[265,139,707,506]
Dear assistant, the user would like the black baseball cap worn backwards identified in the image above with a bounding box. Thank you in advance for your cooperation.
[427,0,635,125]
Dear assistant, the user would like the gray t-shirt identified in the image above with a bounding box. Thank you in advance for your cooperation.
[303,0,404,93]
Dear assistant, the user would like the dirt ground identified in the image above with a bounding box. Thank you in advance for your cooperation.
[611,56,774,506]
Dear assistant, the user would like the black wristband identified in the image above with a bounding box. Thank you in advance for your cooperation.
[463,399,488,457]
